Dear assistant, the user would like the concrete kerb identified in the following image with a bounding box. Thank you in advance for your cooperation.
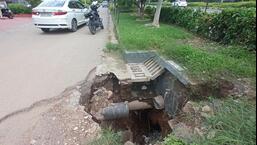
[108,9,119,44]
[15,14,32,18]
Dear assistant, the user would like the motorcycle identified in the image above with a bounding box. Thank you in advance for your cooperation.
[85,4,104,35]
[0,1,14,19]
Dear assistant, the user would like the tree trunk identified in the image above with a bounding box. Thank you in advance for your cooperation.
[140,7,145,19]
[137,7,141,17]
[152,0,163,27]
[205,0,209,13]
[137,1,141,17]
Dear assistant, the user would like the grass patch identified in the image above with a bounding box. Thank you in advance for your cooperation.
[89,129,122,145]
[106,42,121,52]
[163,135,187,145]
[117,13,256,79]
[195,99,256,145]
[163,99,256,145]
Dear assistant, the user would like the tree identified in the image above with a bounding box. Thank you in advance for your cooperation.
[152,0,163,27]
[135,0,147,19]
[27,0,42,7]
[204,0,210,13]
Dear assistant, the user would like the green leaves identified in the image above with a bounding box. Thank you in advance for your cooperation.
[158,7,256,51]
[8,4,32,14]
[89,129,122,145]
[163,135,187,145]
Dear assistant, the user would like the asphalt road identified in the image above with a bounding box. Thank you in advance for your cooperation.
[0,8,108,119]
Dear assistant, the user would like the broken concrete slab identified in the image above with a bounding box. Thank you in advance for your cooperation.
[97,51,195,88]
[96,54,130,81]
[123,51,195,86]
[95,52,192,117]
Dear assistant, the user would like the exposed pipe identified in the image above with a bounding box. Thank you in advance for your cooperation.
[127,100,152,111]
[100,101,153,120]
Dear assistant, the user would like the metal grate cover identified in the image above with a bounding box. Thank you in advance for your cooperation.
[127,57,165,83]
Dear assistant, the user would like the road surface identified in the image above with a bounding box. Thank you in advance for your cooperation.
[0,8,108,119]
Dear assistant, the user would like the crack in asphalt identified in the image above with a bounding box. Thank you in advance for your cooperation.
[0,88,68,124]
[0,67,96,124]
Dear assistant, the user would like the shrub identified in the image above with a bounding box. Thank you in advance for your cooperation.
[145,5,156,17]
[106,42,121,52]
[9,4,32,14]
[188,1,256,8]
[163,135,187,145]
[89,129,122,145]
[146,6,256,50]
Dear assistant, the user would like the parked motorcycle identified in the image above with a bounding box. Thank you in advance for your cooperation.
[85,2,104,35]
[0,1,14,19]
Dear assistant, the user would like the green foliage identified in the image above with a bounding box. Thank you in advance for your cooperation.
[118,0,133,8]
[195,99,256,145]
[106,42,121,52]
[109,3,115,11]
[162,99,256,145]
[8,4,32,14]
[78,0,90,5]
[163,135,186,145]
[27,0,42,7]
[117,13,256,79]
[147,1,173,7]
[145,5,156,17]
[147,7,257,50]
[188,1,256,8]
[89,129,122,145]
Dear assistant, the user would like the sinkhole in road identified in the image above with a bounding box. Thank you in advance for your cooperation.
[106,109,171,144]
[80,73,176,144]
[79,51,242,144]
[79,69,237,144]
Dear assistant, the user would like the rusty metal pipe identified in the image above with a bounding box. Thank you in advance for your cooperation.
[100,101,153,120]
[127,100,152,110]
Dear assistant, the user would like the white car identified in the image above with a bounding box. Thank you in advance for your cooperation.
[32,0,89,32]
[172,0,188,7]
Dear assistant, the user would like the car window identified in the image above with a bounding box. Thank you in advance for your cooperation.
[38,0,66,7]
[76,2,85,9]
[68,1,77,9]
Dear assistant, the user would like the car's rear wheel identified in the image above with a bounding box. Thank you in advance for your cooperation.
[70,19,78,32]
[41,28,50,33]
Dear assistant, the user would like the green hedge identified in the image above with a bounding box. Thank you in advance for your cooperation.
[146,7,256,50]
[188,1,256,8]
[9,4,32,14]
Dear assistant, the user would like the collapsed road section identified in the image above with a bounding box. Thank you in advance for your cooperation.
[79,51,197,144]
[80,51,244,144]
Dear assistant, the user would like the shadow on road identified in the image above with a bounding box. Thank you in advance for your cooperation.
[40,23,88,35]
